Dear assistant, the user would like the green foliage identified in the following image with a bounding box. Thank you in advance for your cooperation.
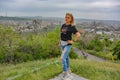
[75,34,119,60]
[0,26,78,63]
[113,41,120,60]
[69,48,78,59]
[0,50,4,61]
[14,52,34,62]
[74,39,83,50]
[103,38,112,47]
[87,37,104,51]
[0,26,20,63]
[16,27,61,61]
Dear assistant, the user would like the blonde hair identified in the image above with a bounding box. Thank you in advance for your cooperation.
[66,13,75,26]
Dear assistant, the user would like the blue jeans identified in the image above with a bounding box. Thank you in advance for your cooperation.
[61,45,72,72]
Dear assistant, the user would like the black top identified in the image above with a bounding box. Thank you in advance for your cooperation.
[61,24,78,41]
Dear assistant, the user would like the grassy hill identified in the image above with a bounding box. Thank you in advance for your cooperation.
[0,25,120,80]
[0,58,120,80]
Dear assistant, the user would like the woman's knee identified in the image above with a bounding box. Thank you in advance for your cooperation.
[62,58,66,63]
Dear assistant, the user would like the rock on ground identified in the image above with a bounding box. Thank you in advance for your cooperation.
[49,73,88,80]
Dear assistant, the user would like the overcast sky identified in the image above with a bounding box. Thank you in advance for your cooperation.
[0,0,120,20]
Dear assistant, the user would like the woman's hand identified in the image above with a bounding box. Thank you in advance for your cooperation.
[67,40,74,44]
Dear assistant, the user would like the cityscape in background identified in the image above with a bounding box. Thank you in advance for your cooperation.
[0,16,120,41]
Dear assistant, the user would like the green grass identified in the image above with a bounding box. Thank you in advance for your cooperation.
[75,44,113,60]
[0,58,62,80]
[0,58,120,80]
[71,59,120,80]
[86,50,113,60]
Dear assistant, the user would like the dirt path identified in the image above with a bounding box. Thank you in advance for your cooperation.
[73,47,106,62]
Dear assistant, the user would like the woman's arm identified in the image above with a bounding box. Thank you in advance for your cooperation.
[73,32,81,42]
[67,32,80,44]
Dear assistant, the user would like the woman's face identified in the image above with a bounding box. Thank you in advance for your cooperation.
[65,15,72,24]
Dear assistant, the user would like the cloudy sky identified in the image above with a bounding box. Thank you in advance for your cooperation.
[0,0,120,20]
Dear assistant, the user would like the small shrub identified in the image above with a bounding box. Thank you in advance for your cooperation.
[113,41,120,60]
[69,48,78,59]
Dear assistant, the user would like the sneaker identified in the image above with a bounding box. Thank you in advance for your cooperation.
[67,69,72,74]
[62,72,67,77]
[62,72,69,80]
[62,72,73,80]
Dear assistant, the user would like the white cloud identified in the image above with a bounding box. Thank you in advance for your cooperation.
[90,1,120,8]
[0,0,120,20]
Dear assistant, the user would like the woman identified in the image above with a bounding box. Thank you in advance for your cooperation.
[60,13,80,79]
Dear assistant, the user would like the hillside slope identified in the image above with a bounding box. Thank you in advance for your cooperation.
[0,58,120,80]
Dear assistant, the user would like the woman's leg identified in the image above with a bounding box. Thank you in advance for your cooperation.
[61,45,72,72]
[66,57,70,70]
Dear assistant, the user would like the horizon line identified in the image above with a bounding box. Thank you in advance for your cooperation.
[0,15,120,21]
